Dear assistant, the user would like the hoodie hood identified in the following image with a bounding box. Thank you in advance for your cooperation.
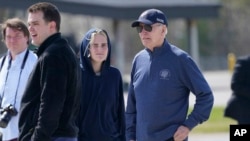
[79,28,111,75]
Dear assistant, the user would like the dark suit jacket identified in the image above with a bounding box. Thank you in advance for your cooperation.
[225,55,250,124]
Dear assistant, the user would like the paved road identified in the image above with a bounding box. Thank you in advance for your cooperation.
[189,132,229,141]
[189,70,232,107]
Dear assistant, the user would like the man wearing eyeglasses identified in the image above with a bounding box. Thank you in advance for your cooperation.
[125,9,214,141]
[0,18,37,141]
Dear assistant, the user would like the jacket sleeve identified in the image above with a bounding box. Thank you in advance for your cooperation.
[118,73,126,140]
[180,56,214,130]
[231,56,250,100]
[125,66,137,141]
[31,54,68,141]
[77,71,85,141]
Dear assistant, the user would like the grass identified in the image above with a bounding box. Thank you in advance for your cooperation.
[189,106,237,133]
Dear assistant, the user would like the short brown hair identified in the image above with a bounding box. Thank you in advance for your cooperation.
[28,2,61,31]
[1,18,29,43]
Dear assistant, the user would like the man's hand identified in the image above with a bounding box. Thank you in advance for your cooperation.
[173,125,190,141]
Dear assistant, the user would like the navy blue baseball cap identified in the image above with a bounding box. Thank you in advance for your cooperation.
[131,9,168,27]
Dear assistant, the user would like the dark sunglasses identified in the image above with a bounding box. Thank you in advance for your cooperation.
[136,24,153,33]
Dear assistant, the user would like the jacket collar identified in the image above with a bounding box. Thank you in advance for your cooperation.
[36,33,61,56]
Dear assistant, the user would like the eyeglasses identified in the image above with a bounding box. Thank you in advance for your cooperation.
[5,35,24,41]
[136,24,162,33]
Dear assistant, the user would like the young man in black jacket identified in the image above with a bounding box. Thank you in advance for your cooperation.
[18,2,81,141]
